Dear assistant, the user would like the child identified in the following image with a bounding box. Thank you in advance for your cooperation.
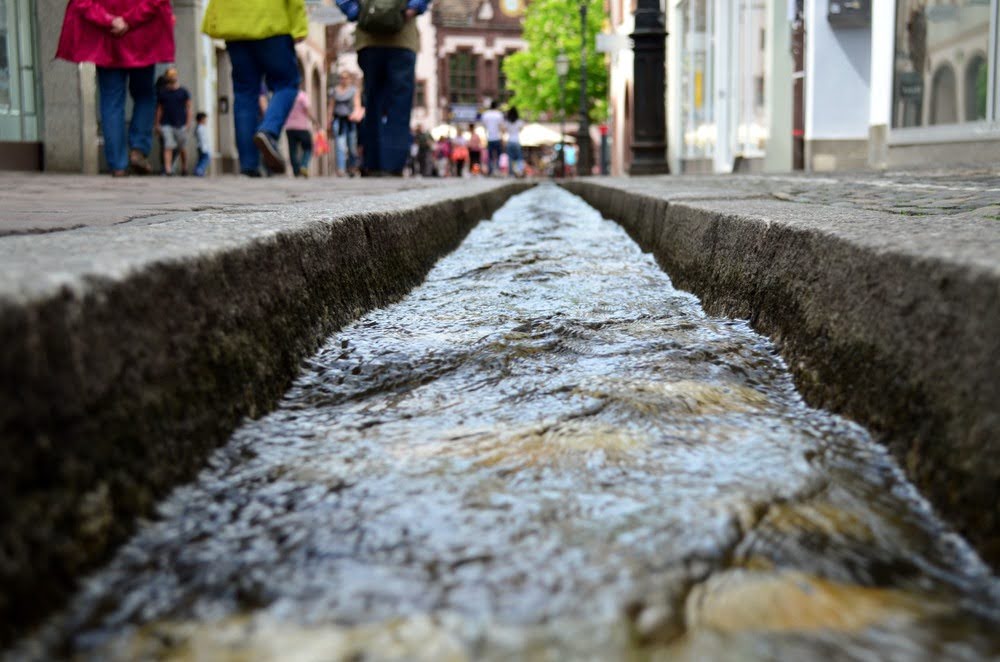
[155,68,191,175]
[194,111,212,176]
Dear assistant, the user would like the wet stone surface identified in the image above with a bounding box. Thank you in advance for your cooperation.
[15,186,1000,660]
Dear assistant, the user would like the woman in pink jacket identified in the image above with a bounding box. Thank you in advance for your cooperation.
[57,0,175,176]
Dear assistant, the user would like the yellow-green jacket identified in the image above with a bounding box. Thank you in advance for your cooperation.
[202,0,309,41]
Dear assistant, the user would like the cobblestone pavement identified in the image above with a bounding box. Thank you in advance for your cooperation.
[2,167,997,236]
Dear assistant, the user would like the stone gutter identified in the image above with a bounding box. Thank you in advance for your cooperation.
[0,181,532,642]
[561,177,1000,571]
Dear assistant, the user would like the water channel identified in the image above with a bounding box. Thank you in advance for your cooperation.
[17,186,1000,660]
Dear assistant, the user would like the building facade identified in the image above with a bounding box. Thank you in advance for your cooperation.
[433,0,527,126]
[608,0,999,175]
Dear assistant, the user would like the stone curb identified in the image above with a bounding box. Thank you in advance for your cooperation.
[561,178,1000,569]
[0,181,532,642]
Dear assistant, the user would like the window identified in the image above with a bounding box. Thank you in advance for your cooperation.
[0,0,41,142]
[930,64,957,125]
[678,0,715,159]
[736,0,768,154]
[414,80,426,109]
[965,55,988,121]
[893,0,996,128]
[498,54,513,103]
[448,52,478,104]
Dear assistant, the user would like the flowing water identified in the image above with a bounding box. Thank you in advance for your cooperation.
[15,186,1000,660]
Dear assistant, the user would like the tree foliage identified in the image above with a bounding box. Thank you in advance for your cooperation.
[502,0,608,122]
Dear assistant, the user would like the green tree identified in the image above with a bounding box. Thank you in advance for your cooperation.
[502,0,608,122]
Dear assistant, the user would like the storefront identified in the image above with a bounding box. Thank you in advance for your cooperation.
[0,0,42,169]
[875,0,999,166]
[670,0,769,173]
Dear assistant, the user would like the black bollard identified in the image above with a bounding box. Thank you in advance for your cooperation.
[628,0,670,175]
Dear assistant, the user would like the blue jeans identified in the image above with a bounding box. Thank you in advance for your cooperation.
[332,117,358,172]
[96,65,155,172]
[507,142,523,175]
[194,150,211,176]
[357,47,416,173]
[226,35,301,173]
[487,140,502,175]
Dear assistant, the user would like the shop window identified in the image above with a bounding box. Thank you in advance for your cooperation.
[678,0,715,159]
[0,0,41,142]
[893,0,995,128]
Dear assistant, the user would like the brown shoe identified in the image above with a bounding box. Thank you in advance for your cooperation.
[111,169,128,178]
[129,150,152,175]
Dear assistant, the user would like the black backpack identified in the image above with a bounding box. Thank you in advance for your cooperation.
[358,0,407,35]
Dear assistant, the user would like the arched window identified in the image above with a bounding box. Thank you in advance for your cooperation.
[929,64,957,126]
[964,55,987,122]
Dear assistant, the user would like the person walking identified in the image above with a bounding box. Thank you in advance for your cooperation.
[467,124,482,176]
[155,67,191,175]
[336,0,431,176]
[202,0,307,176]
[328,70,363,176]
[480,101,505,176]
[56,0,175,177]
[450,131,469,178]
[284,85,318,177]
[409,125,435,176]
[505,106,525,177]
[434,135,451,177]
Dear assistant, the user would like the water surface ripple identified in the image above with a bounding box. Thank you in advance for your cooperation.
[27,186,1000,660]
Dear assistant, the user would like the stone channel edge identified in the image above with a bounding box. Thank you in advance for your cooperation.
[561,179,1000,576]
[0,181,533,644]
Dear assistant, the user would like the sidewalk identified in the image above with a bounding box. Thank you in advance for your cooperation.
[0,173,475,235]
[3,167,997,236]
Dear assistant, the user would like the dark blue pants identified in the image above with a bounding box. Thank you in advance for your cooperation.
[285,129,313,175]
[226,35,301,174]
[357,47,416,174]
[487,139,502,175]
[96,65,155,172]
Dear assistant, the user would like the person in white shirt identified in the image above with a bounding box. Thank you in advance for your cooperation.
[480,100,505,175]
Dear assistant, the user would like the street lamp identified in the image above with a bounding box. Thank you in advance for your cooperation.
[556,51,569,178]
[628,0,669,174]
[577,0,590,176]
